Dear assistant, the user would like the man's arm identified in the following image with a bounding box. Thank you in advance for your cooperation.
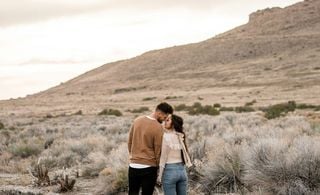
[128,123,134,154]
[154,128,164,166]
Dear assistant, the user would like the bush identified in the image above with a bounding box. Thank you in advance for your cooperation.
[244,137,320,194]
[220,107,234,112]
[245,100,257,107]
[98,109,122,116]
[165,96,181,100]
[188,103,220,116]
[213,103,221,108]
[235,106,255,113]
[175,104,188,111]
[0,122,4,130]
[263,101,296,119]
[10,143,43,158]
[129,107,149,113]
[142,97,156,101]
[296,103,317,109]
[201,146,246,194]
[73,110,83,115]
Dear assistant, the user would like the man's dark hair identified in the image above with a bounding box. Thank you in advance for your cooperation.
[156,102,173,114]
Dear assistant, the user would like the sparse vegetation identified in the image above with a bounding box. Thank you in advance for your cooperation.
[262,101,296,119]
[188,102,220,116]
[235,106,255,113]
[175,103,188,111]
[296,103,317,109]
[165,96,181,100]
[98,109,122,116]
[1,105,320,194]
[128,107,149,113]
[220,107,234,112]
[245,99,257,106]
[0,121,4,130]
[213,103,221,108]
[73,110,83,115]
[142,97,156,101]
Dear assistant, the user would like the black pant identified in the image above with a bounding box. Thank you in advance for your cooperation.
[128,166,158,195]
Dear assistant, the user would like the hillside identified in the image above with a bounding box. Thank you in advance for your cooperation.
[1,0,320,116]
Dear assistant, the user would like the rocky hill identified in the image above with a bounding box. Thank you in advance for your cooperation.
[1,0,319,116]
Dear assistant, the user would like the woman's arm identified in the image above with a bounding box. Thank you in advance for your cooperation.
[157,134,170,184]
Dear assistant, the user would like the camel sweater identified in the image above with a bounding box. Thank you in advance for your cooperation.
[128,116,163,167]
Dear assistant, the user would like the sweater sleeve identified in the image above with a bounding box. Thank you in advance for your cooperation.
[154,128,164,166]
[157,133,169,183]
[127,123,134,154]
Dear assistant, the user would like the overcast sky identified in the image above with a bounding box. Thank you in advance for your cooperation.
[0,0,301,100]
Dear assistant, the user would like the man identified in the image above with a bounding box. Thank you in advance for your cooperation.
[128,102,173,195]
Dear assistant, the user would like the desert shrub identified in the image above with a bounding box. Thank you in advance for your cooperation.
[165,96,181,100]
[296,103,317,109]
[200,145,246,194]
[214,103,221,108]
[98,109,122,116]
[142,97,156,101]
[114,87,137,94]
[263,101,296,119]
[96,143,128,194]
[235,106,255,113]
[220,107,234,112]
[244,137,320,194]
[46,113,54,118]
[188,103,220,116]
[175,104,188,111]
[10,142,43,158]
[315,106,320,111]
[129,106,149,113]
[245,100,257,107]
[0,122,4,130]
[73,110,83,115]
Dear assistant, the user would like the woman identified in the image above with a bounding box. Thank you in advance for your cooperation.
[157,114,192,195]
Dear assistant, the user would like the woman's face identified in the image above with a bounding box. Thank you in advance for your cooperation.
[164,115,172,129]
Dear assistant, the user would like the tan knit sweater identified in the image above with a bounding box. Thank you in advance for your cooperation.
[128,116,163,167]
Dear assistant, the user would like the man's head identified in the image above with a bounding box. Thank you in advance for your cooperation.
[154,102,173,123]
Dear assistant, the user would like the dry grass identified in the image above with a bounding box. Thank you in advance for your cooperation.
[0,112,320,194]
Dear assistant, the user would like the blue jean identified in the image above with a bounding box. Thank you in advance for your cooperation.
[162,163,187,195]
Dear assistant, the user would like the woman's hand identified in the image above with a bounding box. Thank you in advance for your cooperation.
[156,176,162,186]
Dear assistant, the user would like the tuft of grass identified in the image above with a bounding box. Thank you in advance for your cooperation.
[98,109,122,116]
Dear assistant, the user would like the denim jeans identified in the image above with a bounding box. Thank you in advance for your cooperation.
[162,163,187,195]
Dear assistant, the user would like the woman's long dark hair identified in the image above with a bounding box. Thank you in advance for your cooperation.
[171,114,189,154]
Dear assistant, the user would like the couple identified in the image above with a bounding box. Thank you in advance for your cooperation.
[128,102,192,195]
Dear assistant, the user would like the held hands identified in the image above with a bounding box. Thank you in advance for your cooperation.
[156,176,162,186]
